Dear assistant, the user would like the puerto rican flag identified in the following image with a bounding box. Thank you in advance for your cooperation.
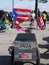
[12,8,32,22]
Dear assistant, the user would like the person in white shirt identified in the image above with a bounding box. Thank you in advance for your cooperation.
[30,11,35,26]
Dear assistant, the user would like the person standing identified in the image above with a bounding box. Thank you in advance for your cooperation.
[42,11,47,29]
[0,19,6,30]
[30,11,35,26]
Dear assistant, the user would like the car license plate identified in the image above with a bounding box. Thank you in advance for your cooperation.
[18,53,32,59]
[19,43,32,49]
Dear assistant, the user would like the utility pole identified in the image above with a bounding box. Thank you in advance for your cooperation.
[35,0,38,15]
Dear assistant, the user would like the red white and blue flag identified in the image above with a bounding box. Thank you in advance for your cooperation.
[12,8,32,22]
[37,8,44,29]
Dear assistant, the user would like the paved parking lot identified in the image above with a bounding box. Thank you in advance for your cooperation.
[0,21,49,65]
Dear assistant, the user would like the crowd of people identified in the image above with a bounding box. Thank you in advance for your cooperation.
[0,9,47,31]
[0,12,13,31]
[29,9,47,30]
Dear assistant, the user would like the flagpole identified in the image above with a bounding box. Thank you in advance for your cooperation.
[12,0,14,10]
[12,0,14,28]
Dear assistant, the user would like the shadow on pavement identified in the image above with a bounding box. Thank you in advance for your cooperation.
[39,42,49,59]
[0,56,23,65]
[40,63,49,65]
[0,30,6,33]
[43,36,49,53]
[0,56,49,65]
[0,56,11,65]
[47,64,49,65]
[43,37,49,43]
[39,43,49,55]
[38,36,49,65]
[39,44,49,65]
[40,64,45,65]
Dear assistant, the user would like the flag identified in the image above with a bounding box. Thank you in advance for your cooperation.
[12,8,32,22]
[37,8,44,29]
[12,10,19,21]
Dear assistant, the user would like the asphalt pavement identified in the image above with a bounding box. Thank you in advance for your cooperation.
[0,21,49,65]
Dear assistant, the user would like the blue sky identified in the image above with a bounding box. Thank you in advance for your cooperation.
[0,0,12,12]
[0,0,49,12]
